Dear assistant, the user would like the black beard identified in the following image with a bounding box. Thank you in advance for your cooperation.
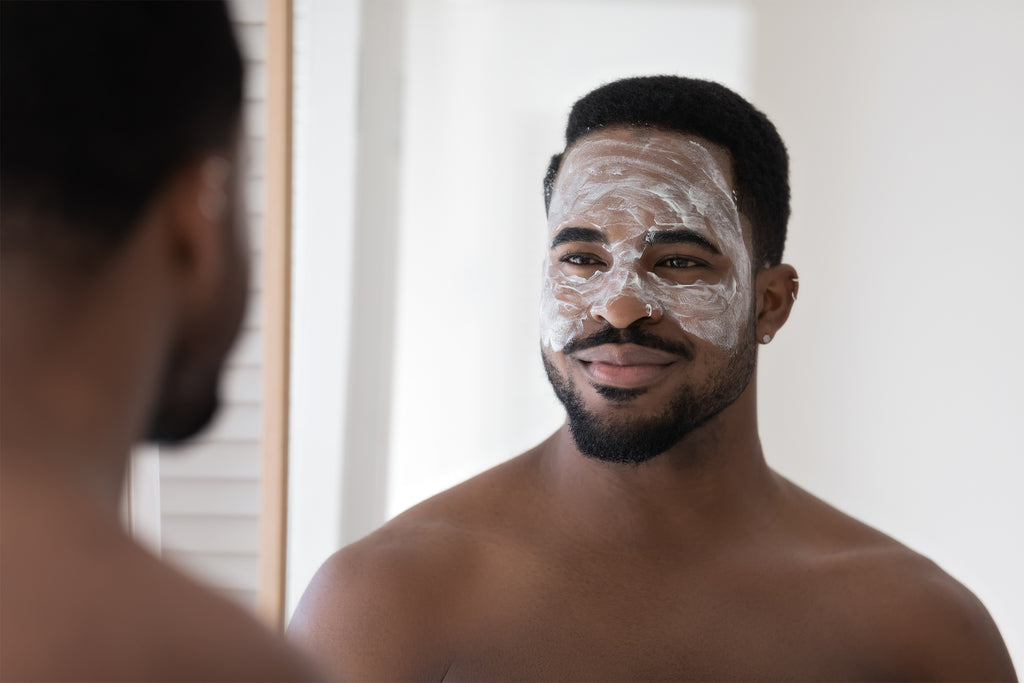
[542,323,756,466]
[145,345,221,445]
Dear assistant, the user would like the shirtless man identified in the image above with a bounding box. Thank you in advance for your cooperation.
[290,76,1016,680]
[0,3,320,680]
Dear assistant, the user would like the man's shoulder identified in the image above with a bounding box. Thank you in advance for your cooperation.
[288,452,542,679]
[779,482,1016,680]
[830,542,1013,679]
[295,449,542,598]
[307,496,500,604]
[0,519,321,681]
[132,554,324,680]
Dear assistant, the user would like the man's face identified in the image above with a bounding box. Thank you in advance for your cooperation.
[540,126,758,464]
[147,141,250,444]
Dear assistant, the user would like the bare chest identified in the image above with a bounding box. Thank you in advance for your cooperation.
[442,557,881,681]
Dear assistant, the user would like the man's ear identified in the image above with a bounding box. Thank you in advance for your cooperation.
[162,156,232,309]
[755,263,799,343]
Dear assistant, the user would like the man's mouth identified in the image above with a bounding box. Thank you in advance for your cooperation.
[572,343,681,389]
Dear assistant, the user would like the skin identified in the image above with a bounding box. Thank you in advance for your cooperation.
[290,127,1017,681]
[0,142,323,681]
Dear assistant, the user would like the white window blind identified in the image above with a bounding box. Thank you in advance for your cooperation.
[156,0,269,613]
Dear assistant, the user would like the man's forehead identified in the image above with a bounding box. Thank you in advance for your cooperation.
[549,127,738,232]
[558,126,734,185]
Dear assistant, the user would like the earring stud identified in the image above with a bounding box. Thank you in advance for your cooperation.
[762,334,772,344]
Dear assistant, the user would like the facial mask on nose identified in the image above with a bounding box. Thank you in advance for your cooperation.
[540,134,752,352]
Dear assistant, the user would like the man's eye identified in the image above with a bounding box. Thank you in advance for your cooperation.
[657,256,703,269]
[561,254,605,266]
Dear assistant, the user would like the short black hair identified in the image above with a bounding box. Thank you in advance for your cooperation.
[1,0,244,262]
[543,76,790,267]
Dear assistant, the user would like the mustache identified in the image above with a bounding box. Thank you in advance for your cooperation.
[562,323,692,360]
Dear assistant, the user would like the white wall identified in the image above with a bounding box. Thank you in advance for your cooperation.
[288,0,1023,666]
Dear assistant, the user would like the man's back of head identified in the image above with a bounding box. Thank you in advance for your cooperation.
[0,2,320,679]
[2,1,242,266]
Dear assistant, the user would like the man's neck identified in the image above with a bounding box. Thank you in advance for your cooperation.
[1,387,134,518]
[1,272,166,514]
[540,382,779,549]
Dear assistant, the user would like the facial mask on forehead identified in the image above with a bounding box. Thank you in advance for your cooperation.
[540,135,752,352]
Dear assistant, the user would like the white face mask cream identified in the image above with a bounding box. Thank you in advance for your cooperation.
[540,130,752,352]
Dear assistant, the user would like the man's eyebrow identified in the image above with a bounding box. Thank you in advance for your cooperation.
[645,229,721,255]
[550,227,607,249]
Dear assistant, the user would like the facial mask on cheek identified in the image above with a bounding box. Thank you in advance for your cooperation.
[540,136,752,353]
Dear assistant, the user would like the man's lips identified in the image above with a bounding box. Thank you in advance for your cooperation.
[573,343,682,366]
[572,343,681,388]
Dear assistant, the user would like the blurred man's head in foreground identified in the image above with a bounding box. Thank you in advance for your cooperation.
[1,0,248,443]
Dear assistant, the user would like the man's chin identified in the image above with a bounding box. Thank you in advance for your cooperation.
[592,383,648,402]
[542,341,756,466]
[567,411,681,465]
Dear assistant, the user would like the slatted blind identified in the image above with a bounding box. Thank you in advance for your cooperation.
[157,0,269,613]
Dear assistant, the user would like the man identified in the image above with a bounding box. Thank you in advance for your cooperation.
[290,75,1016,680]
[0,3,320,680]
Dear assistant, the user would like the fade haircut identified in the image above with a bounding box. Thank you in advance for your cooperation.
[543,76,790,267]
[1,0,244,266]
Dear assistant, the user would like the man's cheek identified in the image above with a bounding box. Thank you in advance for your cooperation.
[661,278,748,349]
[540,272,593,353]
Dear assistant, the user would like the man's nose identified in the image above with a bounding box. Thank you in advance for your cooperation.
[589,274,663,328]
